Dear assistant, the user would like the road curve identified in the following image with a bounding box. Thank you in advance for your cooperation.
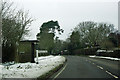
[51,55,119,78]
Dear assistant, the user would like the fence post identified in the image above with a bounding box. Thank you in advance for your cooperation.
[36,50,38,64]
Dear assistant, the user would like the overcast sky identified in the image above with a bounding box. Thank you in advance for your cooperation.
[11,0,119,40]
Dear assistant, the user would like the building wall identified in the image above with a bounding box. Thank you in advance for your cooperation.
[18,42,32,63]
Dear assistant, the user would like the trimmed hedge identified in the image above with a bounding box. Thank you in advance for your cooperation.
[73,48,98,55]
[73,48,120,58]
[96,50,120,58]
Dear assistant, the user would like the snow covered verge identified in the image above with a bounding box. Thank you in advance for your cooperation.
[89,55,120,61]
[0,55,66,79]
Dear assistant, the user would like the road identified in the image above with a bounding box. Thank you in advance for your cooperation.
[50,55,120,79]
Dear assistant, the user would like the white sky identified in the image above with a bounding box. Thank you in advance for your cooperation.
[11,0,119,40]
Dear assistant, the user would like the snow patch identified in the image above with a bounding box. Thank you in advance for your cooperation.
[89,55,120,61]
[0,55,65,78]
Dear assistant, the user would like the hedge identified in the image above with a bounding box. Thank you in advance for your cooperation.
[73,48,98,55]
[96,50,120,58]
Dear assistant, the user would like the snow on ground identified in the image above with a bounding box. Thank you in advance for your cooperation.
[89,55,120,61]
[34,55,54,61]
[0,55,65,78]
[0,65,3,79]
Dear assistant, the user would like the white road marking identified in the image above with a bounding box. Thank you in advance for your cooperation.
[97,66,103,70]
[53,63,67,79]
[106,71,118,78]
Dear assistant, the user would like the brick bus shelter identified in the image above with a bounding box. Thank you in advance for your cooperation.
[18,40,39,63]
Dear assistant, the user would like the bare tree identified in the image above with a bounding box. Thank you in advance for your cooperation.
[2,1,33,62]
[75,21,114,47]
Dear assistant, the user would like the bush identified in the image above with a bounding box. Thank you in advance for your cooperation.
[2,44,16,62]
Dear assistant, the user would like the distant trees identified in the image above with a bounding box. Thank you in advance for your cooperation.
[108,31,120,47]
[36,20,64,54]
[67,21,115,54]
[70,31,80,49]
[100,39,114,50]
[53,37,64,54]
[2,1,33,62]
[66,31,80,54]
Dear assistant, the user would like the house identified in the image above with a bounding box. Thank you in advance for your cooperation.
[17,40,39,63]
